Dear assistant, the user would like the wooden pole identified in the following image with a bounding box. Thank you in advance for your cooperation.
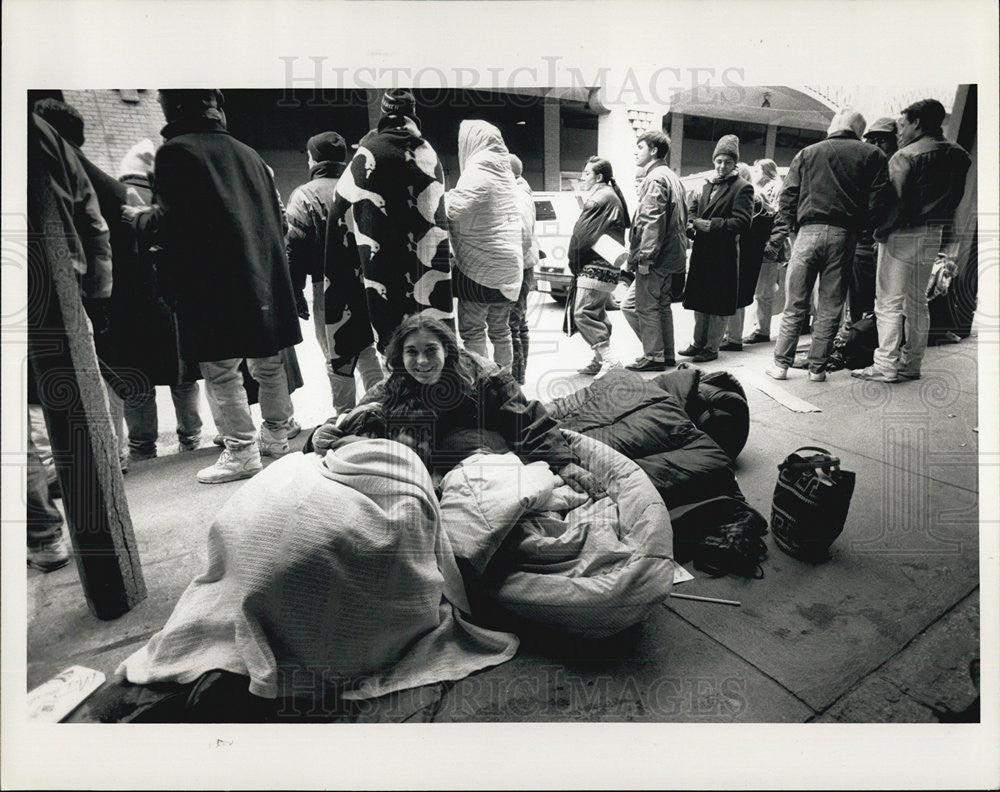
[27,214,146,620]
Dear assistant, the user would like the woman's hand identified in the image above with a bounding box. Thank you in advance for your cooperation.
[558,462,607,500]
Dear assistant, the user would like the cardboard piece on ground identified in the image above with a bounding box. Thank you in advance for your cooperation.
[733,367,822,413]
[28,666,106,722]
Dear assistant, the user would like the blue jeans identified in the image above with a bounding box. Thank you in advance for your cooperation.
[621,266,675,360]
[872,225,942,375]
[201,356,293,449]
[26,408,63,548]
[508,269,534,384]
[124,382,203,457]
[458,299,514,369]
[774,224,855,373]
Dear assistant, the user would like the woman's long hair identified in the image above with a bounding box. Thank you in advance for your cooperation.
[737,162,766,218]
[382,313,477,418]
[587,156,631,228]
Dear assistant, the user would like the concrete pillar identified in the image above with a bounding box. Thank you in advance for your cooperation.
[543,97,561,191]
[597,107,640,214]
[670,111,684,173]
[765,124,778,160]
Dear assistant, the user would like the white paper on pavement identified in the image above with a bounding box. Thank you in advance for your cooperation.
[734,366,822,413]
[673,564,695,584]
[592,234,628,267]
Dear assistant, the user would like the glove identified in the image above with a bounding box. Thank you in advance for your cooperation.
[294,289,310,320]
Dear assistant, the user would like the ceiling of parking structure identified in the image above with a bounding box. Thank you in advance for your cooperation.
[668,85,835,131]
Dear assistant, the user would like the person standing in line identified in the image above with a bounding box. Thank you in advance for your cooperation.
[286,130,382,412]
[720,162,777,351]
[680,134,754,363]
[766,109,895,382]
[330,89,455,367]
[620,130,688,372]
[124,89,302,483]
[566,157,630,375]
[507,153,538,385]
[845,117,899,324]
[742,158,787,345]
[853,99,971,383]
[447,119,523,370]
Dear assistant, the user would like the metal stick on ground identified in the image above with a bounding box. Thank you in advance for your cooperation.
[669,592,742,607]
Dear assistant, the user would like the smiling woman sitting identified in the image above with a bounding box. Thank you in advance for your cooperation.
[311,313,604,499]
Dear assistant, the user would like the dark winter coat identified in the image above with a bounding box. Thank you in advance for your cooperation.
[772,130,894,243]
[285,161,344,290]
[567,184,628,290]
[682,173,754,316]
[736,193,774,309]
[72,150,190,392]
[150,117,302,362]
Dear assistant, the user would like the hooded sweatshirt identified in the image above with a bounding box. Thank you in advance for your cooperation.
[446,120,523,302]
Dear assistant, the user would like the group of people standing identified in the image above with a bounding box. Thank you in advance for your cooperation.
[563,99,971,388]
[25,88,972,573]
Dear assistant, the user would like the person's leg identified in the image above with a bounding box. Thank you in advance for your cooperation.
[247,354,294,434]
[105,384,129,472]
[198,359,262,483]
[691,311,708,350]
[656,271,676,363]
[620,280,640,341]
[312,280,341,406]
[749,257,775,339]
[484,302,514,369]
[575,287,614,371]
[723,309,745,346]
[27,441,67,568]
[773,227,821,370]
[508,273,531,383]
[633,268,666,359]
[356,343,385,394]
[199,359,256,446]
[124,388,158,459]
[329,355,359,415]
[870,235,910,377]
[807,228,854,373]
[699,314,728,356]
[899,225,942,375]
[28,403,56,488]
[170,381,202,449]
[457,299,489,357]
[850,245,877,323]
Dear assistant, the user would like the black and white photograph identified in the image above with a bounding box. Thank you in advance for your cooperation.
[2,1,998,789]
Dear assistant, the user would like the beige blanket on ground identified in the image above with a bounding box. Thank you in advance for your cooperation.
[118,440,518,700]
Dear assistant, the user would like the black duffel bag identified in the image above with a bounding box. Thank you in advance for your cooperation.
[771,446,856,561]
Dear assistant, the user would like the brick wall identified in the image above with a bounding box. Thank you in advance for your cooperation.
[63,90,165,177]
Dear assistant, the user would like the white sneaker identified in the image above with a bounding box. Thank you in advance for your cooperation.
[765,365,788,380]
[197,445,262,484]
[285,417,302,439]
[27,537,71,572]
[257,424,290,457]
[808,370,827,382]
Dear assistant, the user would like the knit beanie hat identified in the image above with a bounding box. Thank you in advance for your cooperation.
[379,89,421,130]
[307,131,347,163]
[117,139,157,179]
[713,134,740,162]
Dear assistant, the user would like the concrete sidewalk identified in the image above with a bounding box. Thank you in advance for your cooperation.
[25,314,981,723]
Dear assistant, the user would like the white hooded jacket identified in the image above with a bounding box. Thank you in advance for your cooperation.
[446,120,523,300]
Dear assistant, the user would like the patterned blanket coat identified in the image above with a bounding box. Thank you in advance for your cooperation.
[328,120,454,357]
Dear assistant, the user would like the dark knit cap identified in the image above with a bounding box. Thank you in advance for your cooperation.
[33,98,85,147]
[713,134,740,161]
[158,89,225,122]
[307,131,347,163]
[379,89,420,129]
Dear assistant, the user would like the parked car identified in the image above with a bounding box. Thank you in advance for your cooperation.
[532,191,583,303]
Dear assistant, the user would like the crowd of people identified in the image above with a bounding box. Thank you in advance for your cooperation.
[26,89,972,573]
